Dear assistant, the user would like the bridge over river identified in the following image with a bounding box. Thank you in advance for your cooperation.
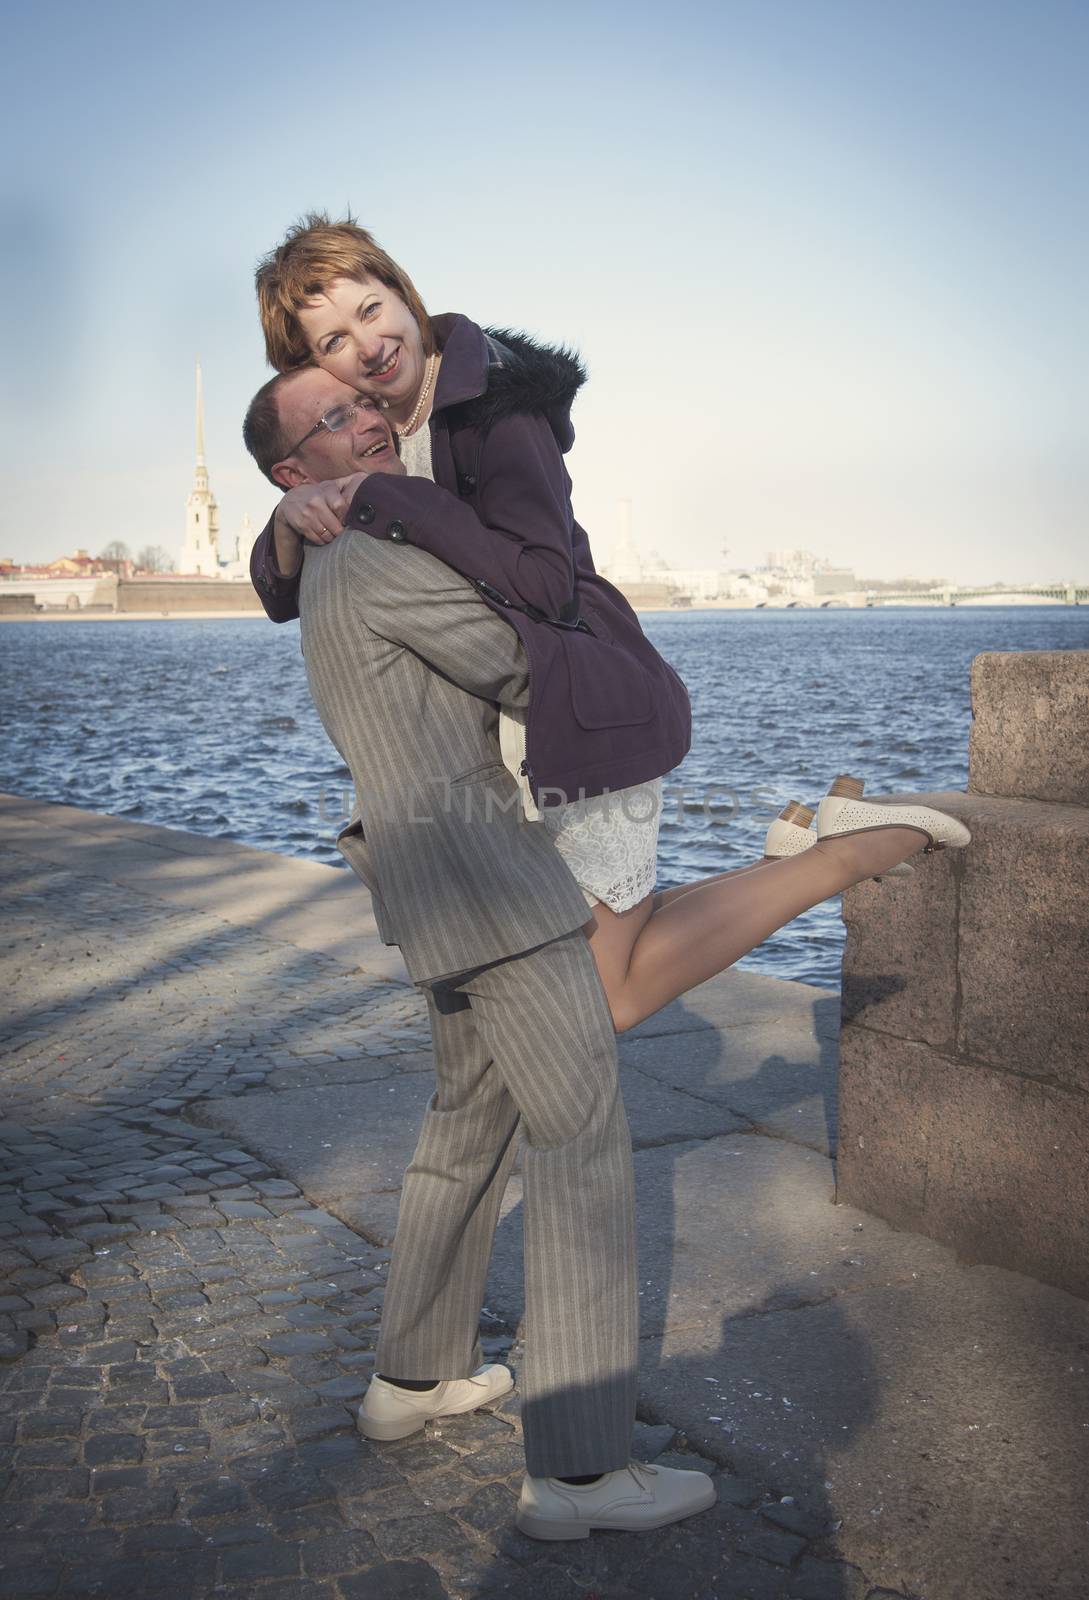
[863,582,1087,606]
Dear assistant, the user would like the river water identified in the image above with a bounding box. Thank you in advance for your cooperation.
[3,605,1085,989]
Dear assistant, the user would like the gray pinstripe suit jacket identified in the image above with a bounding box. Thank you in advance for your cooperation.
[298,529,592,984]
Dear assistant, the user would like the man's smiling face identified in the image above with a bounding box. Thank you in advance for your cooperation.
[271,367,399,488]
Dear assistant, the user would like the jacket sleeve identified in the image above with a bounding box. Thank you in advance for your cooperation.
[249,509,301,623]
[344,536,531,710]
[343,412,577,619]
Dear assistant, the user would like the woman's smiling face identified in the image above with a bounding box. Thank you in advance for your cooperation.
[297,275,426,421]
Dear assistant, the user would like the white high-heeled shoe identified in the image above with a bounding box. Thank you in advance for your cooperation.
[764,778,914,879]
[764,799,819,859]
[816,777,971,854]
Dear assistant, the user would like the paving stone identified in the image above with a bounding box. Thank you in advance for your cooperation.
[462,1438,526,1478]
[315,1374,367,1401]
[16,1437,81,1466]
[84,1431,145,1465]
[290,1403,356,1441]
[121,1519,203,1552]
[221,1540,304,1581]
[434,1407,513,1451]
[715,1472,764,1507]
[299,1527,382,1575]
[632,1420,678,1461]
[373,1510,466,1559]
[100,1483,178,1521]
[760,1498,831,1540]
[143,1549,220,1589]
[271,1502,349,1540]
[8,1466,91,1498]
[172,1371,236,1399]
[264,1332,337,1357]
[218,1199,274,1220]
[340,1559,448,1597]
[738,1521,809,1568]
[454,1480,520,1533]
[19,1406,85,1439]
[248,1462,332,1510]
[87,1404,144,1432]
[145,1425,211,1457]
[184,1478,252,1517]
[0,1330,31,1361]
[0,1563,64,1597]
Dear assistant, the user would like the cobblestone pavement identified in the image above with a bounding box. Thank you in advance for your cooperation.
[1,847,878,1599]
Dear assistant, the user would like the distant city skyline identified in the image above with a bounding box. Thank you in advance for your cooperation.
[3,0,1086,586]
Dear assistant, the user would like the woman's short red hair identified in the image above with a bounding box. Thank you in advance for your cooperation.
[256,212,435,372]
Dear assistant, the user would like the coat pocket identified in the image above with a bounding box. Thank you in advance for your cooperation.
[560,629,654,730]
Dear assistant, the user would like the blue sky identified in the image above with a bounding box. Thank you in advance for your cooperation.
[2,0,1086,583]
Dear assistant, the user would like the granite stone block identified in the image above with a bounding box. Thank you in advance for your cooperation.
[969,650,1089,804]
[837,1026,1089,1297]
[841,793,964,1052]
[955,797,1089,1091]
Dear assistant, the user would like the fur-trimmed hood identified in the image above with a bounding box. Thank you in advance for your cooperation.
[442,326,587,449]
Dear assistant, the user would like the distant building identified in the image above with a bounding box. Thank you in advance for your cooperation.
[766,548,820,579]
[812,568,857,595]
[179,360,222,577]
[218,512,258,580]
[45,548,109,576]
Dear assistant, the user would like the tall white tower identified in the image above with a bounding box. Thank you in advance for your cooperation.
[180,360,221,576]
[604,497,644,583]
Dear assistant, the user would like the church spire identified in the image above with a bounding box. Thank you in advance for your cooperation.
[195,357,206,467]
[182,356,220,575]
[192,358,210,496]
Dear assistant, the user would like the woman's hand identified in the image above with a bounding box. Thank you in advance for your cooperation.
[274,475,370,547]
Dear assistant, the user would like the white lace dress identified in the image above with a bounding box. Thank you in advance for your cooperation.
[398,427,661,913]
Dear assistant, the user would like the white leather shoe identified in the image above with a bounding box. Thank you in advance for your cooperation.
[516,1459,717,1541]
[817,789,971,853]
[765,782,913,879]
[357,1364,514,1441]
[764,799,818,859]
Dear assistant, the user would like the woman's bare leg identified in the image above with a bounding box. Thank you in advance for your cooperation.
[587,827,925,1032]
[583,858,783,1003]
[650,857,774,912]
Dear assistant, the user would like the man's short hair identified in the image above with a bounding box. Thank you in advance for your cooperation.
[243,374,291,485]
[256,211,435,373]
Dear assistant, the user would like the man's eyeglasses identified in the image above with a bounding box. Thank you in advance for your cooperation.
[285,398,381,458]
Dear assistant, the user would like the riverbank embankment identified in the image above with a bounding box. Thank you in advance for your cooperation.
[2,792,1086,1599]
[0,610,270,623]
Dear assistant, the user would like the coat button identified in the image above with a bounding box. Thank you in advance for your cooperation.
[356,502,376,526]
[458,473,477,494]
[388,520,407,542]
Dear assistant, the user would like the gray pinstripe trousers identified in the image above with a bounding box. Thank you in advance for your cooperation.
[373,930,638,1478]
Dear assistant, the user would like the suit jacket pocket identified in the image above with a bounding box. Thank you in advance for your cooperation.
[336,816,378,889]
[448,761,510,787]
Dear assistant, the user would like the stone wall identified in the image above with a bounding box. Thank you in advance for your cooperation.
[836,650,1089,1298]
[116,579,264,613]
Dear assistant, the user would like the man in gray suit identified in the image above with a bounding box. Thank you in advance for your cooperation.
[244,368,716,1540]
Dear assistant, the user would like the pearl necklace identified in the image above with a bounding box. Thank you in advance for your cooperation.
[394,353,438,438]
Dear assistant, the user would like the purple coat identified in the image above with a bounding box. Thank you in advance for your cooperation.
[250,313,691,806]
